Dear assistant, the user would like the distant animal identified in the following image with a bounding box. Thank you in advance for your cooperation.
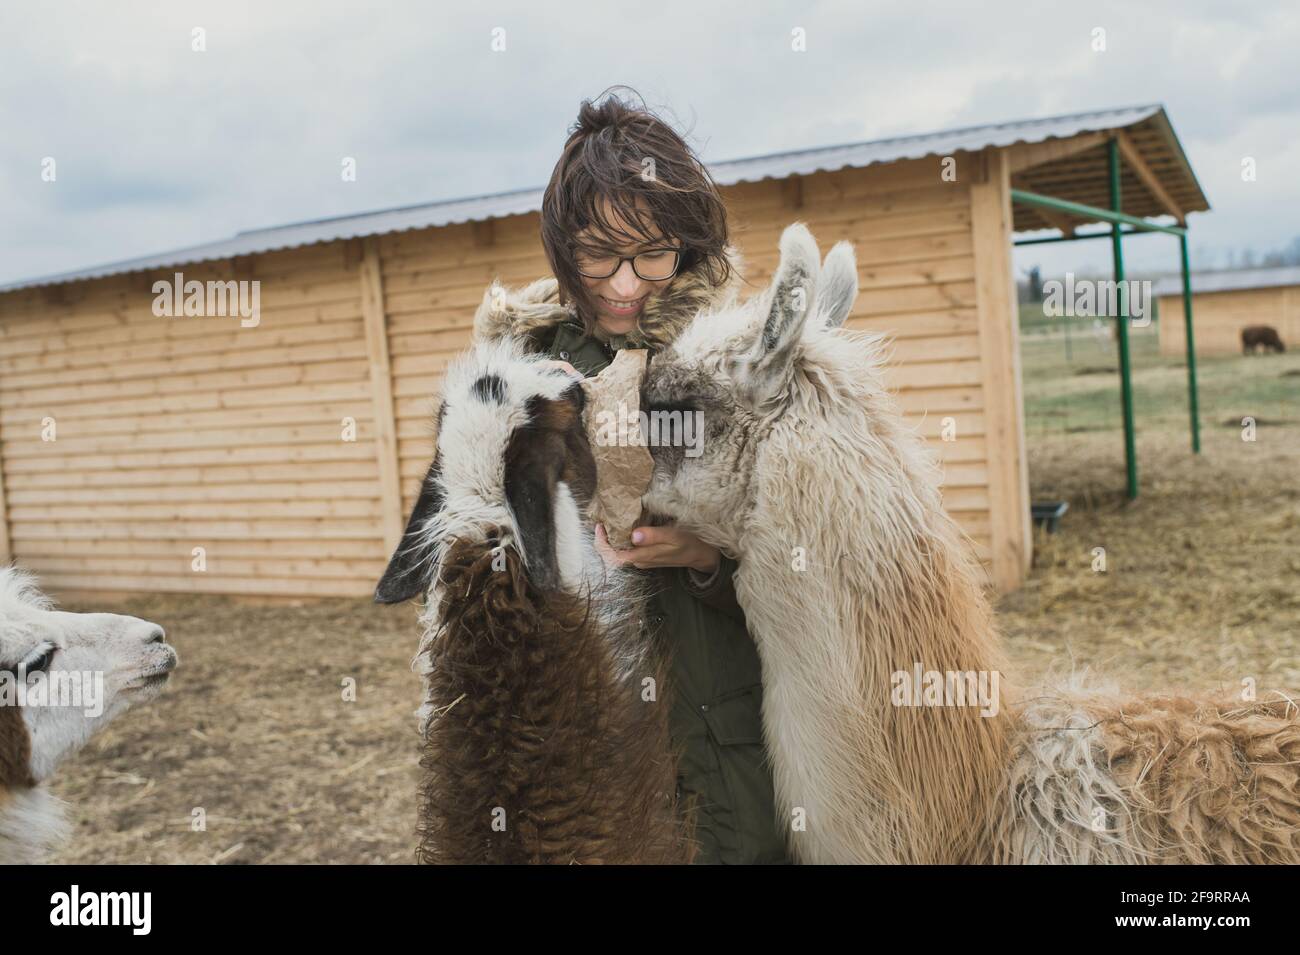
[375,341,690,864]
[0,568,177,863]
[1242,325,1285,354]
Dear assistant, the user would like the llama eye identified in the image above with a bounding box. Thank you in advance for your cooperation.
[18,645,55,678]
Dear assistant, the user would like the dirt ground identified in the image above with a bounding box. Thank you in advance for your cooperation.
[48,330,1298,864]
[1004,328,1299,692]
[49,597,422,863]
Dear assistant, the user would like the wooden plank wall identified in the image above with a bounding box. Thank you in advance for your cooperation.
[378,215,553,519]
[0,154,1031,597]
[0,242,384,597]
[1158,285,1300,356]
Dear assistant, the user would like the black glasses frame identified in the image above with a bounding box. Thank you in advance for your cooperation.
[574,247,683,281]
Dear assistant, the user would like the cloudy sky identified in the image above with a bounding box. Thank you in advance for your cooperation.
[2,0,1297,286]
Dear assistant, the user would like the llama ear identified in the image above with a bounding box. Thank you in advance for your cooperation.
[374,456,445,604]
[759,223,820,355]
[503,400,562,592]
[734,223,820,402]
[504,464,560,593]
[818,241,858,329]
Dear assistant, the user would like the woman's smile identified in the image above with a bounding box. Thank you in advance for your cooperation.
[597,292,649,317]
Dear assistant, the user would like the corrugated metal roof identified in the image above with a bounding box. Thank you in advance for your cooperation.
[1,103,1184,293]
[708,104,1164,185]
[1153,265,1300,298]
[0,187,549,294]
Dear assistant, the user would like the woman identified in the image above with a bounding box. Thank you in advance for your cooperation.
[472,91,788,864]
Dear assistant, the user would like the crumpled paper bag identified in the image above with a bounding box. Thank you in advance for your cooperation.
[580,349,652,549]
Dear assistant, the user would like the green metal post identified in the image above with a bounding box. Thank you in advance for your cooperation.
[1014,225,1156,246]
[1180,233,1201,453]
[1010,189,1187,236]
[1108,139,1139,500]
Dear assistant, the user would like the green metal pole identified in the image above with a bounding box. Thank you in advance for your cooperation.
[1108,139,1139,500]
[1014,226,1159,246]
[1010,188,1187,236]
[1180,233,1201,453]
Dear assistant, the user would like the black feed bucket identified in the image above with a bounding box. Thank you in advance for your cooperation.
[1031,501,1070,534]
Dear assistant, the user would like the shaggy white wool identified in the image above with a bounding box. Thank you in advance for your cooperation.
[409,339,577,573]
[1002,675,1148,864]
[0,787,69,865]
[0,566,54,614]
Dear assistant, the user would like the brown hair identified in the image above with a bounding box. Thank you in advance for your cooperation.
[540,88,732,332]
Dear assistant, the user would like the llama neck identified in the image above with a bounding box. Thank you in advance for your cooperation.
[735,380,1010,863]
[0,786,68,864]
[414,538,686,864]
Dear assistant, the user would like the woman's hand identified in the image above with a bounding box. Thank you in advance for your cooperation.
[538,358,582,379]
[595,523,721,574]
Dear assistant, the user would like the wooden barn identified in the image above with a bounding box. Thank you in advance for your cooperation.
[0,104,1207,599]
[1155,266,1299,356]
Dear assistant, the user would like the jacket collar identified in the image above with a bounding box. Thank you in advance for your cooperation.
[472,247,745,353]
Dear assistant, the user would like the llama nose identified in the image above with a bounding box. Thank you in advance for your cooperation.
[145,626,166,645]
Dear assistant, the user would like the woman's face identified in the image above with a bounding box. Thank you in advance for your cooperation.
[576,201,677,336]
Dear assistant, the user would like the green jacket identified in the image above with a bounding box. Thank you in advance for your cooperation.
[546,321,789,865]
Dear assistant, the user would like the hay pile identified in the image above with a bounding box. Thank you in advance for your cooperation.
[1000,424,1300,695]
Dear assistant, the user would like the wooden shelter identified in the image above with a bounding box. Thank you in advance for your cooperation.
[0,105,1208,598]
[1155,266,1300,356]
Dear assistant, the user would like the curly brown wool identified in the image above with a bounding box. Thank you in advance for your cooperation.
[1091,694,1300,864]
[416,537,692,865]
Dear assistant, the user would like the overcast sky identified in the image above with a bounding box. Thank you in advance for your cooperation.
[2,0,1297,286]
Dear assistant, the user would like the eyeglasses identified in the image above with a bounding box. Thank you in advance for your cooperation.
[574,247,682,281]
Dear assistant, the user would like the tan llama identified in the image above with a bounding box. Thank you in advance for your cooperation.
[640,223,1300,864]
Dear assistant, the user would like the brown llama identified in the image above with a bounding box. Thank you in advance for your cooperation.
[1242,324,1286,354]
[375,341,690,864]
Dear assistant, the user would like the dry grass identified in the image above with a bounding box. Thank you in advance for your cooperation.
[1000,427,1300,695]
[1003,329,1300,695]
[45,337,1299,864]
[49,599,423,864]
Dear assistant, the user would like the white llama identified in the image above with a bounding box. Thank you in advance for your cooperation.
[639,223,1300,864]
[0,567,177,863]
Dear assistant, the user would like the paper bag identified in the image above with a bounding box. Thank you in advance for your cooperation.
[580,349,652,549]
